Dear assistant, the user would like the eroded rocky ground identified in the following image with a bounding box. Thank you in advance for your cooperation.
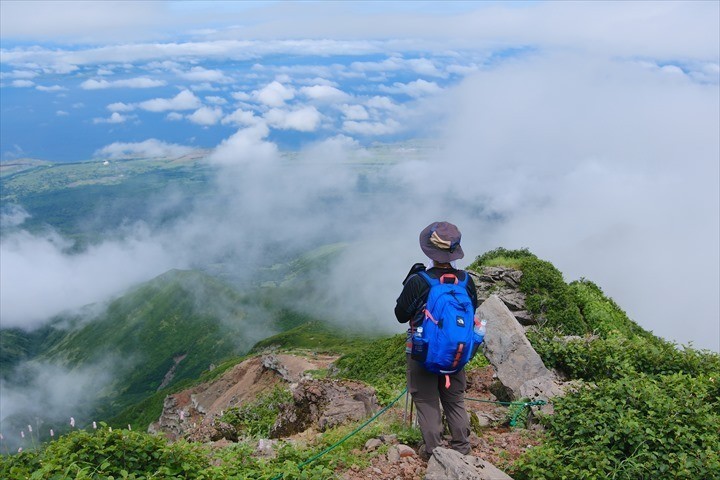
[338,366,544,480]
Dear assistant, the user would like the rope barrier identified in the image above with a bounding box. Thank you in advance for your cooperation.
[269,389,547,479]
[270,387,408,480]
[465,397,548,427]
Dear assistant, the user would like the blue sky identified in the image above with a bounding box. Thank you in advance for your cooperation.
[1,1,719,352]
[2,1,716,162]
[0,47,489,160]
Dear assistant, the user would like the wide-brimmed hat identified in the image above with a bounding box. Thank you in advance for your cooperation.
[419,221,464,263]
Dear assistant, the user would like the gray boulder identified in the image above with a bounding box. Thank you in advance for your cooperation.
[425,448,514,480]
[478,295,564,404]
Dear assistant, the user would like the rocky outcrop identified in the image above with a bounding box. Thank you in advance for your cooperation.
[478,295,564,407]
[469,267,539,326]
[149,353,330,441]
[270,378,378,437]
[425,448,514,480]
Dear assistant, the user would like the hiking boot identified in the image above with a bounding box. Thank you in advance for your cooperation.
[417,444,431,461]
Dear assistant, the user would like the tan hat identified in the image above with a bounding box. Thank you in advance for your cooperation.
[419,221,464,263]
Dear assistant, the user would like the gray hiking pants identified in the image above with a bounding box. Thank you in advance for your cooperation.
[406,355,471,455]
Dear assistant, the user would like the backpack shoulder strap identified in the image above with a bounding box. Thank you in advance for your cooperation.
[418,270,438,286]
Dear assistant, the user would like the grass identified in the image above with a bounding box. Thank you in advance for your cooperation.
[475,255,525,270]
[250,320,379,356]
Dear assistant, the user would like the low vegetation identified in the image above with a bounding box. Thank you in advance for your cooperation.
[0,417,420,479]
[470,248,720,479]
[2,247,718,479]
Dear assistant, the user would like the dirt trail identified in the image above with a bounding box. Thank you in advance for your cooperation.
[338,366,543,480]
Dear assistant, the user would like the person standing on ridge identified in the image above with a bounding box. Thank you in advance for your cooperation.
[395,221,478,458]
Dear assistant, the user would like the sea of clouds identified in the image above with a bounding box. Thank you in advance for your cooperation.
[1,1,718,445]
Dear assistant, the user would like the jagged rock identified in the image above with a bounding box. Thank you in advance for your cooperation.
[478,295,564,403]
[270,378,378,438]
[149,354,329,440]
[471,411,502,428]
[256,438,277,458]
[425,448,514,480]
[387,445,401,463]
[210,420,238,442]
[500,292,526,311]
[365,438,383,451]
[512,310,536,326]
[397,444,416,458]
[470,267,531,323]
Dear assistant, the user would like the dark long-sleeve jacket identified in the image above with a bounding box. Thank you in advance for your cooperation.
[395,266,478,329]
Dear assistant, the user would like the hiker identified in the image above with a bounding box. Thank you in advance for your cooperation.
[395,221,479,458]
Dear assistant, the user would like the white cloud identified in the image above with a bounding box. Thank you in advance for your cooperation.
[351,56,444,78]
[209,123,278,165]
[342,118,401,136]
[205,95,227,105]
[2,70,38,79]
[231,91,251,101]
[11,79,34,87]
[93,112,133,124]
[379,79,443,97]
[221,108,260,126]
[189,82,220,92]
[300,85,351,102]
[0,228,178,329]
[296,77,338,87]
[1,2,717,67]
[55,110,68,116]
[166,112,184,121]
[446,63,480,76]
[187,106,224,126]
[36,84,66,92]
[179,66,233,83]
[138,89,202,112]
[264,106,321,132]
[340,104,369,120]
[365,95,402,111]
[351,56,404,73]
[107,101,135,112]
[0,0,717,357]
[429,53,720,351]
[0,204,30,228]
[80,77,166,90]
[95,139,195,159]
[254,80,294,107]
[406,58,445,77]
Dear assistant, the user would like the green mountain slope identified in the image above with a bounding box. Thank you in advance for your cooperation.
[0,269,279,432]
[2,248,719,480]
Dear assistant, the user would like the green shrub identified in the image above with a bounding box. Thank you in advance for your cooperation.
[221,386,293,438]
[511,373,720,480]
[1,426,213,479]
[528,329,720,381]
[470,247,537,266]
[333,334,407,403]
[569,280,655,340]
[470,248,586,335]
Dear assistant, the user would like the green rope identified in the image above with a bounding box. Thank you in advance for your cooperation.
[268,391,546,478]
[465,397,548,427]
[464,396,521,406]
[270,388,408,480]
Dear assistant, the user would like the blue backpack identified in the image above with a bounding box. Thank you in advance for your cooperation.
[412,271,480,377]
